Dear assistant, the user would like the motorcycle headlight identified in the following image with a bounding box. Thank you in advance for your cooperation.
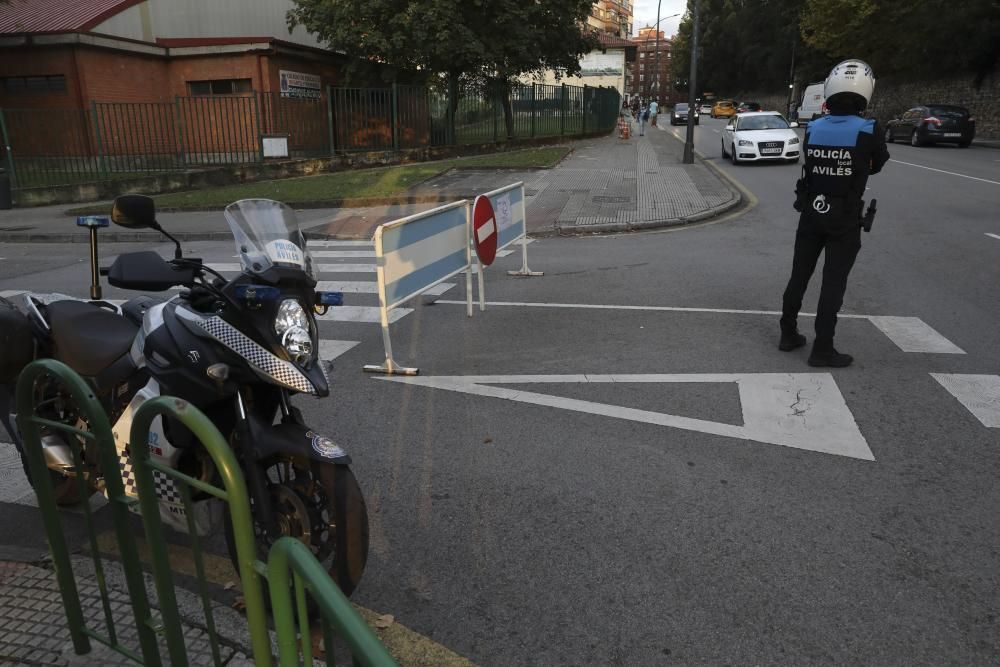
[275,299,313,362]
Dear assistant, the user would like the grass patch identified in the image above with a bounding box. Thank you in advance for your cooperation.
[66,146,569,214]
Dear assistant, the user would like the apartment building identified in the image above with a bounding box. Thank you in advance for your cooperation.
[628,26,676,105]
[588,0,633,40]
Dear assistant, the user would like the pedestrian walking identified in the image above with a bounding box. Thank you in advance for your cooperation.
[639,103,649,136]
[779,59,890,367]
[649,99,659,127]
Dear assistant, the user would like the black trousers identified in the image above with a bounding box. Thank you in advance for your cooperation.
[781,211,862,350]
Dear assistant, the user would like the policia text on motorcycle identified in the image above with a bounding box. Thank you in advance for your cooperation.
[780,59,890,368]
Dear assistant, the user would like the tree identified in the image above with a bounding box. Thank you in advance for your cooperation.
[288,0,599,137]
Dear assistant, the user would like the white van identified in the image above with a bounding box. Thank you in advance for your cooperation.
[797,82,826,121]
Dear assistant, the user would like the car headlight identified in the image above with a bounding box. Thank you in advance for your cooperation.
[738,139,754,146]
[275,299,313,362]
[788,137,800,145]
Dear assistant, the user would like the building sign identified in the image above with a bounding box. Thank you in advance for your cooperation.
[578,53,623,78]
[279,70,321,99]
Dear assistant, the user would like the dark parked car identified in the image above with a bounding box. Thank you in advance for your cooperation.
[885,105,975,147]
[671,102,699,125]
[737,102,762,113]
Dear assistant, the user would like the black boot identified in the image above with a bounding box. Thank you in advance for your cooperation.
[778,324,807,351]
[807,345,853,367]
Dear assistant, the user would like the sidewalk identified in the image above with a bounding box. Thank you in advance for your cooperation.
[0,127,741,243]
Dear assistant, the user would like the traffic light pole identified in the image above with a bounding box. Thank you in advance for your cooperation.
[683,0,700,164]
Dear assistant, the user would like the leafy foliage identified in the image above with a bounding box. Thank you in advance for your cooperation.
[671,0,999,96]
[287,0,598,84]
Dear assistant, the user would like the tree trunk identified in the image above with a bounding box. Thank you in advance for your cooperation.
[502,82,515,140]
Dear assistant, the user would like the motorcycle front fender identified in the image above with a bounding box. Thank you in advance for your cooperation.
[246,414,351,466]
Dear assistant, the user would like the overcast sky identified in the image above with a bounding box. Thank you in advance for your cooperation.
[631,0,687,38]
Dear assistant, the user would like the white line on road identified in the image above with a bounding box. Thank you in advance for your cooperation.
[889,159,1000,186]
[307,240,373,247]
[214,263,375,274]
[315,280,454,296]
[930,374,1000,427]
[434,300,964,354]
[867,316,965,354]
[310,250,377,258]
[376,373,874,460]
[316,306,410,323]
[318,339,360,361]
[986,233,1000,241]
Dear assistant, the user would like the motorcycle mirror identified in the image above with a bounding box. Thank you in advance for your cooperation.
[111,195,157,230]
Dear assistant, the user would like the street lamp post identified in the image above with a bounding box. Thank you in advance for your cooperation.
[652,9,681,105]
[682,0,700,164]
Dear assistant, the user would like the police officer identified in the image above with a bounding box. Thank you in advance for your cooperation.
[779,60,890,367]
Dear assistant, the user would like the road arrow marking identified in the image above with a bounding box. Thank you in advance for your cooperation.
[376,373,875,460]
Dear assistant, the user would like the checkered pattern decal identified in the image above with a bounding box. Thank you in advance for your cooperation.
[118,451,181,503]
[196,316,316,394]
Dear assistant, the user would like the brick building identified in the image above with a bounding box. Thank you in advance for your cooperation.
[628,26,677,106]
[0,0,346,109]
[587,0,634,40]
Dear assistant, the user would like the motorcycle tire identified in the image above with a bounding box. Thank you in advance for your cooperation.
[224,458,369,603]
[18,453,87,506]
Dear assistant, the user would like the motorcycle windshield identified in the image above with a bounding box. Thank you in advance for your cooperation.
[223,199,315,278]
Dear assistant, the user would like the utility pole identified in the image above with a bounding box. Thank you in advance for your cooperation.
[682,0,699,164]
[653,0,662,105]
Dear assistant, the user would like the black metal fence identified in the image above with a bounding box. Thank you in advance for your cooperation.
[0,83,621,190]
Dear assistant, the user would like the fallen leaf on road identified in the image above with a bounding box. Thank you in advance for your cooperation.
[374,614,395,629]
[232,596,246,612]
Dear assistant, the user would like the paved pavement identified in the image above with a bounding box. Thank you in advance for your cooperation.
[0,126,741,243]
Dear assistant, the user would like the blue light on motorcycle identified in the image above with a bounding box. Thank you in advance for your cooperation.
[316,291,343,306]
[76,216,110,227]
[235,285,282,301]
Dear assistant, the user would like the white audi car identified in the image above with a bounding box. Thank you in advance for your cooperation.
[721,111,801,165]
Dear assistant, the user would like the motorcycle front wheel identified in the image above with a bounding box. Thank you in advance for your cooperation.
[224,457,369,598]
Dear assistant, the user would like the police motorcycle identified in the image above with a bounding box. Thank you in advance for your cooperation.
[0,196,368,596]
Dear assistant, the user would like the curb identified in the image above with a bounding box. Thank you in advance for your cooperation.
[0,230,237,244]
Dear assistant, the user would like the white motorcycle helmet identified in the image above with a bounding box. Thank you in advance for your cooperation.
[824,59,875,109]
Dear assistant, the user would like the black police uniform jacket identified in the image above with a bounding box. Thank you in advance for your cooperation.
[797,113,890,220]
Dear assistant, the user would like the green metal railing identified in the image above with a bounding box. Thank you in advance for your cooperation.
[268,537,398,666]
[14,359,395,665]
[0,82,621,189]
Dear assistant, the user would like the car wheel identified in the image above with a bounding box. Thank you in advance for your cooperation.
[730,145,739,166]
[720,139,727,158]
[910,130,922,147]
[884,127,893,143]
[958,140,971,148]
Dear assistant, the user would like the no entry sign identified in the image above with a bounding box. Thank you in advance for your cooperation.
[472,195,498,266]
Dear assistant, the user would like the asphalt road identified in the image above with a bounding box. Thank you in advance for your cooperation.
[1,123,998,665]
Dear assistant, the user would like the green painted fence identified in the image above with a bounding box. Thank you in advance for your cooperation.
[14,358,396,666]
[0,82,621,189]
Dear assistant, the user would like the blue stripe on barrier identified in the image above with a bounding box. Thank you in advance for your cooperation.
[380,206,467,254]
[385,248,469,308]
[491,186,526,249]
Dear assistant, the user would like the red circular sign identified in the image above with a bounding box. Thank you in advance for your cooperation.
[472,195,498,266]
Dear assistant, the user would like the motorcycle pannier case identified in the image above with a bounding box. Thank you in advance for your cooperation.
[0,298,34,383]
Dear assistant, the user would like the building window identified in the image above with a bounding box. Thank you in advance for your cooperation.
[640,74,644,81]
[188,79,253,96]
[2,75,67,93]
[639,52,645,59]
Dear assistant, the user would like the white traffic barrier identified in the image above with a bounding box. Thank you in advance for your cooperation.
[482,181,543,277]
[364,200,472,375]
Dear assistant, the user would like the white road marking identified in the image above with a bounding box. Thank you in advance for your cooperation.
[213,263,375,274]
[315,281,454,296]
[310,250,377,258]
[930,374,1000,427]
[307,240,373,247]
[434,300,963,354]
[316,306,410,323]
[867,316,965,354]
[377,373,874,460]
[318,339,360,361]
[889,159,1000,186]
[986,233,1000,241]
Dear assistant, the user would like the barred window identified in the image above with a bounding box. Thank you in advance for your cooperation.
[2,75,66,93]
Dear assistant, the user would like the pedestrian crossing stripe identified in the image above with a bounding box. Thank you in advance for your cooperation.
[212,263,377,274]
[310,250,377,258]
[315,281,454,296]
[307,240,373,247]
